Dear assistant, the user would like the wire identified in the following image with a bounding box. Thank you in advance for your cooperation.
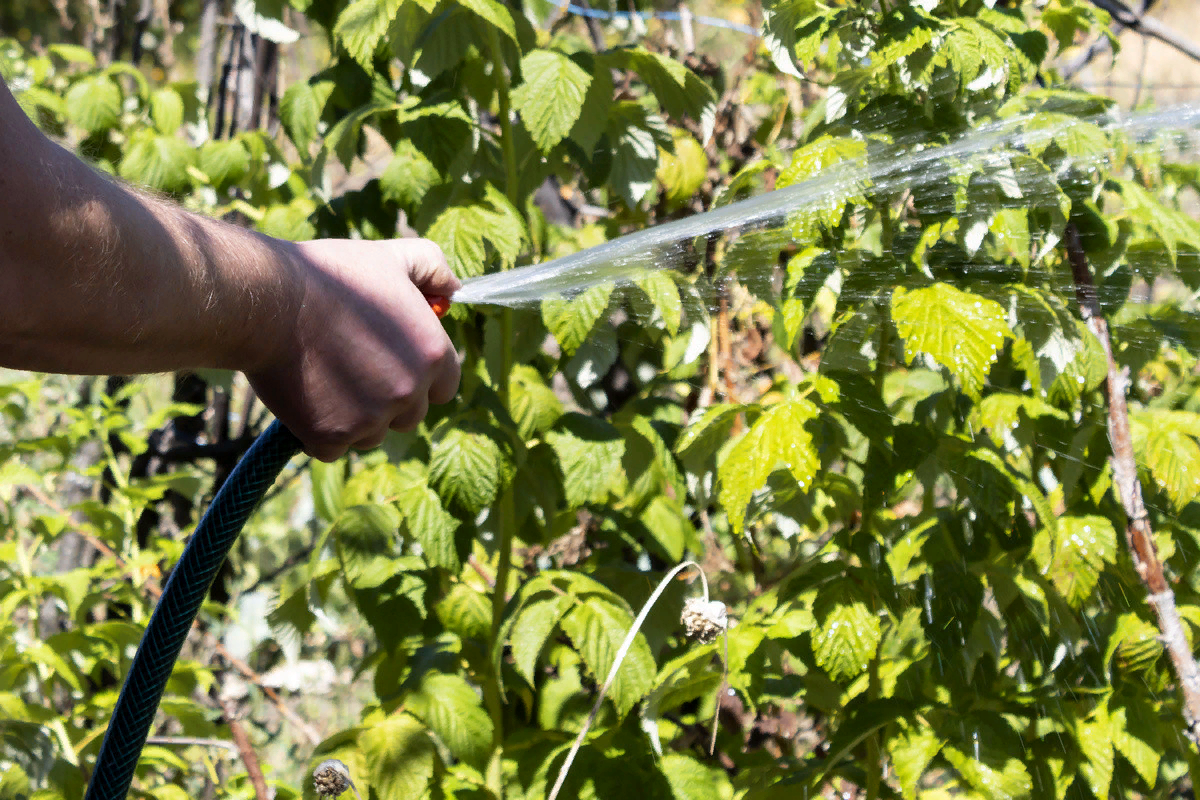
[556,1,759,37]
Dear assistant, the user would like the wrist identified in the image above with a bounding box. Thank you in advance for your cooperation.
[211,232,309,375]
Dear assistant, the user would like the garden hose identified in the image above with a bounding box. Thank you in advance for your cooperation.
[84,295,452,800]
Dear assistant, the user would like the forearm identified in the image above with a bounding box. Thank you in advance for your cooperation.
[0,78,300,375]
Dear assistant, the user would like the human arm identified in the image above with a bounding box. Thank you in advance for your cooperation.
[0,74,460,460]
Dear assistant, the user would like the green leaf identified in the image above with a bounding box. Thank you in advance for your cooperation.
[777,136,868,218]
[456,0,517,43]
[65,75,121,133]
[427,205,487,279]
[1075,706,1114,800]
[542,284,612,355]
[280,80,334,151]
[942,738,1032,800]
[48,43,96,66]
[429,418,514,513]
[118,131,196,193]
[660,754,724,800]
[1132,409,1200,509]
[976,392,1067,447]
[606,101,670,207]
[427,189,526,278]
[560,598,655,719]
[436,582,491,641]
[656,129,707,207]
[392,463,460,572]
[149,87,184,135]
[310,459,346,524]
[380,139,439,208]
[509,364,563,438]
[359,714,436,800]
[892,283,1011,398]
[406,672,493,769]
[1110,702,1160,788]
[718,400,820,534]
[675,404,743,462]
[259,199,317,241]
[887,723,943,800]
[545,413,626,507]
[196,139,251,190]
[1031,515,1116,607]
[606,47,716,123]
[512,49,592,153]
[632,272,683,335]
[334,504,401,590]
[811,581,880,681]
[334,0,403,68]
[510,593,571,686]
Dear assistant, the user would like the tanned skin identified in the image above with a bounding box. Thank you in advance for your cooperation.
[0,74,461,461]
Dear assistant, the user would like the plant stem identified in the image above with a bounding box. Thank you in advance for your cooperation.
[488,27,520,209]
[481,27,522,799]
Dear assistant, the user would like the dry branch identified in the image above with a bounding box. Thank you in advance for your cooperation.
[1070,0,1200,74]
[223,701,269,800]
[1064,223,1200,741]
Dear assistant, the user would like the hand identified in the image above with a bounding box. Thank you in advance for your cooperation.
[247,238,461,462]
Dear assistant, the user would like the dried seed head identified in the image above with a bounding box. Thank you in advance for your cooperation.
[681,597,728,644]
[313,758,359,799]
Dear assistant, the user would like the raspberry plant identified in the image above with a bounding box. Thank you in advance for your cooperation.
[5,1,1200,799]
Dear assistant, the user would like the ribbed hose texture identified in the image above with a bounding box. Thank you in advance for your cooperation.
[85,420,302,800]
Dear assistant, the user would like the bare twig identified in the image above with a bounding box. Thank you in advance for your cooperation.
[222,702,269,800]
[1061,0,1154,80]
[145,736,239,754]
[1064,223,1200,742]
[1087,0,1200,65]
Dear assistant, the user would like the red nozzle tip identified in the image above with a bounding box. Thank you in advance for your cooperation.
[427,295,451,318]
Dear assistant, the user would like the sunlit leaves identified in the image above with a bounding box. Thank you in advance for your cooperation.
[942,741,1032,800]
[429,417,515,513]
[512,50,592,153]
[333,0,402,68]
[360,714,436,800]
[280,79,334,151]
[719,400,819,534]
[656,129,707,208]
[64,75,120,132]
[892,283,1011,398]
[542,284,613,355]
[811,581,880,681]
[148,88,183,135]
[1131,409,1200,508]
[427,187,527,278]
[456,0,518,44]
[508,365,563,439]
[406,672,493,769]
[1032,515,1117,607]
[380,139,439,208]
[560,597,654,719]
[545,413,625,507]
[196,139,251,189]
[118,130,196,193]
[887,724,943,800]
[390,462,460,572]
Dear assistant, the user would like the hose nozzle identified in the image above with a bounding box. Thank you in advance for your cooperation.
[427,295,451,318]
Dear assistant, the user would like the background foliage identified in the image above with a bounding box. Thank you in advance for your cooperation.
[5,0,1200,799]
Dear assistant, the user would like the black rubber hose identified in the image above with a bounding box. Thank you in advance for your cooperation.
[84,419,302,800]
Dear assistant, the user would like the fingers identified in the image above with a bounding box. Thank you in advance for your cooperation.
[397,238,461,298]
